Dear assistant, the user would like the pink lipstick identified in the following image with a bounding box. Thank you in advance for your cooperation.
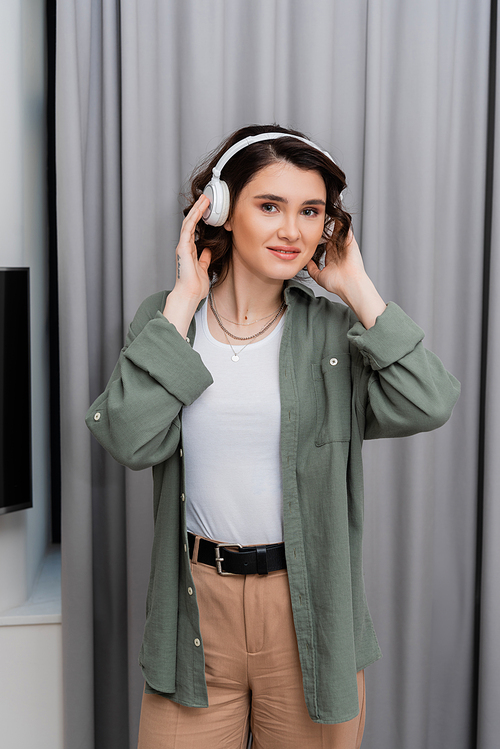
[267,246,301,260]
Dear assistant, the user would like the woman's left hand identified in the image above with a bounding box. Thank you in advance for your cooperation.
[306,231,387,329]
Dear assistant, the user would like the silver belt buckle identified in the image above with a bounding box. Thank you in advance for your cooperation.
[215,542,242,575]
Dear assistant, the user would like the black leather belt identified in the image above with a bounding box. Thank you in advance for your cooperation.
[188,532,286,576]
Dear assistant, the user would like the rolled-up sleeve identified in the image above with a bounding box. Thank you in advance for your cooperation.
[348,302,461,439]
[86,300,213,470]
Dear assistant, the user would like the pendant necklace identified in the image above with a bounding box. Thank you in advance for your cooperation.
[221,330,250,362]
[208,289,286,362]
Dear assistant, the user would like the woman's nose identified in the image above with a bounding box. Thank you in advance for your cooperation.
[277,213,300,241]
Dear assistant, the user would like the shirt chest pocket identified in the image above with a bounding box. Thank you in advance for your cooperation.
[312,353,352,445]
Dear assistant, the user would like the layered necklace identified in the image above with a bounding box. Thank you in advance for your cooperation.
[208,288,286,362]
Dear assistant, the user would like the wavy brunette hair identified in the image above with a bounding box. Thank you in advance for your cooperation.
[184,124,352,285]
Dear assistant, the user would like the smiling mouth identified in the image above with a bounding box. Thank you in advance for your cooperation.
[268,247,300,255]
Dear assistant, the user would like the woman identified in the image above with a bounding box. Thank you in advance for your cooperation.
[86,124,460,748]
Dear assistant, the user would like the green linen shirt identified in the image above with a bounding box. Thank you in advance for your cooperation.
[86,280,460,724]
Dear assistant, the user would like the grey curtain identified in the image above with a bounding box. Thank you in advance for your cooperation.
[478,4,500,747]
[56,1,498,748]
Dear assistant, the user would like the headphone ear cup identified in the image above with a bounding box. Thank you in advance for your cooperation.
[202,178,230,226]
[217,180,230,226]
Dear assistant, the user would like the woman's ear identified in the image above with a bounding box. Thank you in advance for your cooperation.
[224,219,232,232]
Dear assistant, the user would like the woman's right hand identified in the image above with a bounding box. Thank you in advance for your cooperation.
[173,194,212,301]
[162,195,212,338]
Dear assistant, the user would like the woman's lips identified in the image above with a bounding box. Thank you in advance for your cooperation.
[267,246,301,260]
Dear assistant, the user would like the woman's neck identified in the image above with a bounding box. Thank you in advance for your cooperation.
[211,264,285,325]
[206,262,286,345]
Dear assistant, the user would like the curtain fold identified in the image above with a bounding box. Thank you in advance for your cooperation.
[57,1,128,746]
[57,2,95,746]
[56,2,497,747]
[478,4,500,746]
[360,2,489,747]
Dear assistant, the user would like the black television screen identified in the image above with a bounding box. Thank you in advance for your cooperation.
[0,268,32,514]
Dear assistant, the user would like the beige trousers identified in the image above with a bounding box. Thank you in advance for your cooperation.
[138,540,365,749]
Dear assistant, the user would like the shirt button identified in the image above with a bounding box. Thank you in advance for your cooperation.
[181,493,185,502]
[184,543,187,553]
[188,587,193,595]
[194,638,201,647]
[180,448,183,457]
[186,336,190,343]
[94,412,101,421]
[329,357,338,366]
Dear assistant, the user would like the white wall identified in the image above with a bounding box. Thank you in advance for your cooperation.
[0,2,62,748]
[0,547,62,748]
[0,622,63,745]
[0,0,51,602]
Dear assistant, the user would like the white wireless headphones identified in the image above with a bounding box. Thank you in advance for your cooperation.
[202,132,336,227]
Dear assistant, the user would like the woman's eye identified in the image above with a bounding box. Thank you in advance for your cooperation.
[302,208,319,217]
[261,203,278,213]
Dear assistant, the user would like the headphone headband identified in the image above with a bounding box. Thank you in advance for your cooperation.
[211,132,335,179]
[202,131,336,227]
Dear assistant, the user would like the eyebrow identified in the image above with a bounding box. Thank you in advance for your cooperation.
[253,193,326,206]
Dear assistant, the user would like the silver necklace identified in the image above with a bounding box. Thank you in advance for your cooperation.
[221,329,251,362]
[209,289,286,342]
[216,305,282,326]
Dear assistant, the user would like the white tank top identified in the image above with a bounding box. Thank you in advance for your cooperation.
[182,301,285,545]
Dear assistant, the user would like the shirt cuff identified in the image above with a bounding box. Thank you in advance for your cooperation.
[347,302,425,370]
[124,311,213,404]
